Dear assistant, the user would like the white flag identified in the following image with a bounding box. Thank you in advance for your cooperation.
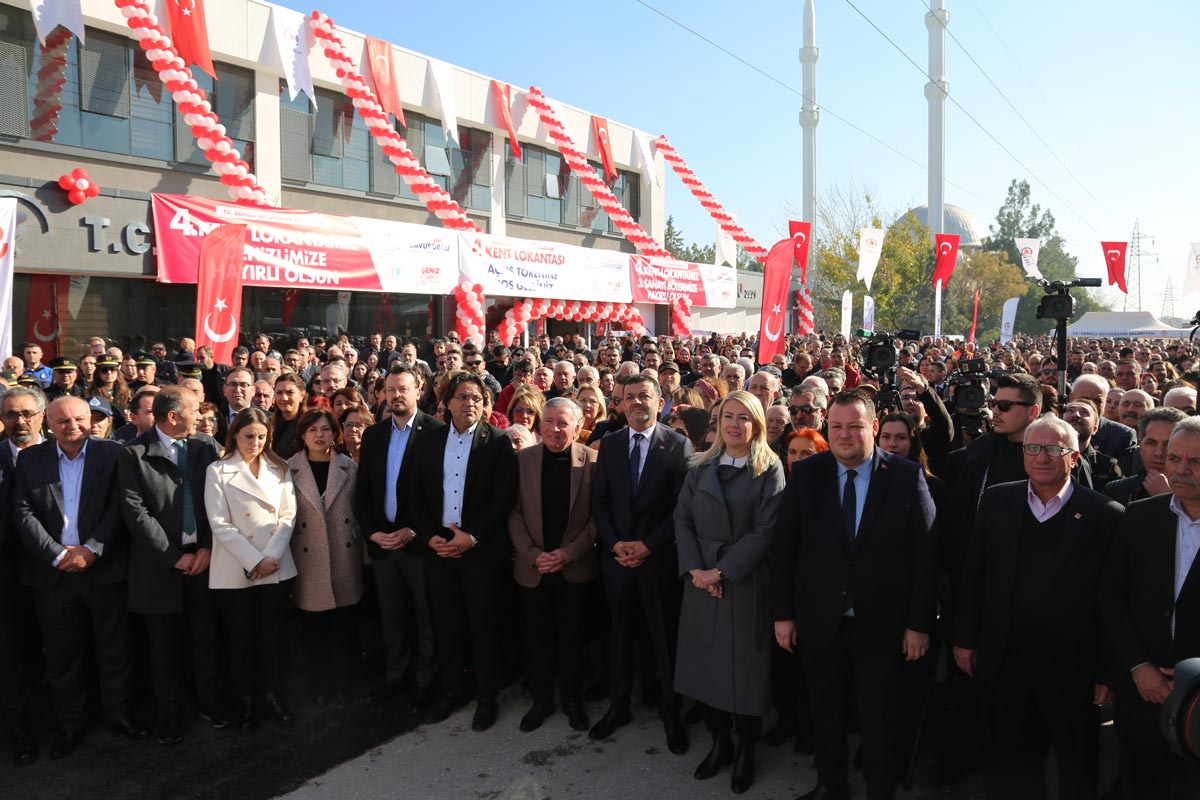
[862,295,876,334]
[427,58,459,147]
[635,131,659,188]
[840,290,853,340]
[1014,237,1043,280]
[267,4,316,109]
[67,275,88,318]
[31,0,85,45]
[1184,243,1200,297]
[715,219,737,268]
[856,228,884,291]
[0,199,16,358]
[1000,297,1020,345]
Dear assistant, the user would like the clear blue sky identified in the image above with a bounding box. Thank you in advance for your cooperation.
[328,0,1199,322]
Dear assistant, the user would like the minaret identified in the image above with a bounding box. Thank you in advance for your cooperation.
[798,0,818,226]
[924,0,948,235]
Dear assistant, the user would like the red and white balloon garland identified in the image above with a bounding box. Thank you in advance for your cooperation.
[307,12,482,234]
[114,0,269,205]
[58,168,100,205]
[31,29,72,142]
[452,282,487,346]
[670,296,693,337]
[654,135,768,263]
[496,298,646,347]
[796,287,815,335]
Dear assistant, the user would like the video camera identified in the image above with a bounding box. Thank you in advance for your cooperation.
[946,356,993,439]
[1035,278,1103,321]
[1163,657,1200,761]
[856,328,920,414]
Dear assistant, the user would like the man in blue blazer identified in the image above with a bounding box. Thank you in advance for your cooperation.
[13,396,144,759]
[589,374,692,755]
[772,390,937,800]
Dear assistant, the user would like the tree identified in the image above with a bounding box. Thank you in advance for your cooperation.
[983,179,1108,335]
[663,215,759,270]
[949,249,1028,341]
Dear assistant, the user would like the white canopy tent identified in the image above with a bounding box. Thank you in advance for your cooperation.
[1066,311,1191,338]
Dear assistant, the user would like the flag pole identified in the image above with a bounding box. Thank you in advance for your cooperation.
[934,279,943,338]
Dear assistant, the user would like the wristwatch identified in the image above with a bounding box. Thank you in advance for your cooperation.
[468,534,479,548]
[716,568,726,581]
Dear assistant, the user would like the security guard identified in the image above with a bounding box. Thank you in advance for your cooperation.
[128,354,165,394]
[45,358,86,403]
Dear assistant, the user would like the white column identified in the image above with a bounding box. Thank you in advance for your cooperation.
[799,0,819,227]
[489,145,506,237]
[924,0,949,236]
[253,69,283,207]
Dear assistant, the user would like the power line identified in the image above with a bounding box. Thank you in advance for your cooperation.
[633,0,999,212]
[919,0,1121,226]
[842,0,1104,237]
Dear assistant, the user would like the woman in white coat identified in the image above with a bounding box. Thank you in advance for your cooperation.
[205,407,298,731]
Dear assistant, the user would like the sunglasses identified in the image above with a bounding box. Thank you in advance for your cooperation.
[989,398,1035,412]
[465,360,483,367]
[789,404,821,415]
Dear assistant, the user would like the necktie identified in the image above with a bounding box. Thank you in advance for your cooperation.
[629,432,645,496]
[842,468,857,545]
[176,439,196,536]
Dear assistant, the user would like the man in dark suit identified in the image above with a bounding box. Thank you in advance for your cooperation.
[118,386,224,745]
[589,374,692,755]
[773,389,937,800]
[954,416,1123,799]
[355,366,444,711]
[1104,407,1186,507]
[410,371,517,732]
[1101,415,1200,799]
[13,396,145,759]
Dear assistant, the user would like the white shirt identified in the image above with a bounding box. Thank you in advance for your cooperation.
[1026,479,1075,523]
[384,415,414,525]
[8,435,41,464]
[441,422,478,528]
[1169,495,1200,638]
[628,424,656,478]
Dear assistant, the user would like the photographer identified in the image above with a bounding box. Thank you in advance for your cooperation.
[895,366,954,477]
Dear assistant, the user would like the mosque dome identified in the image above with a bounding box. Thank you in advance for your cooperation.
[898,204,989,247]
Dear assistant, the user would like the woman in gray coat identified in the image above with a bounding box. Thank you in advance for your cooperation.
[674,390,786,795]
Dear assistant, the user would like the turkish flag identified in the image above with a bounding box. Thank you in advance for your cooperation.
[194,224,246,364]
[1101,241,1128,293]
[789,220,812,284]
[25,275,68,359]
[757,237,794,365]
[492,81,521,160]
[366,37,405,127]
[592,116,616,183]
[166,0,216,80]
[281,288,301,328]
[932,233,960,287]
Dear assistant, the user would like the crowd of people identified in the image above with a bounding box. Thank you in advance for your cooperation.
[1,326,1199,800]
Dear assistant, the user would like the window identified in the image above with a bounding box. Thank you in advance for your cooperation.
[175,62,255,170]
[505,141,641,235]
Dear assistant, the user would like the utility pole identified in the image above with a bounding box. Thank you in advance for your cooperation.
[1124,220,1156,312]
[1161,275,1176,321]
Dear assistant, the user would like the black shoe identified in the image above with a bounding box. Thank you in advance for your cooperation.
[237,697,257,732]
[664,713,689,755]
[410,685,435,716]
[10,724,36,766]
[693,730,734,780]
[198,704,231,730]
[106,714,149,739]
[730,738,755,794]
[156,713,183,746]
[796,784,850,800]
[365,680,406,704]
[425,693,465,725]
[588,707,632,740]
[563,700,590,732]
[264,693,294,727]
[519,700,555,732]
[49,728,84,760]
[471,699,498,732]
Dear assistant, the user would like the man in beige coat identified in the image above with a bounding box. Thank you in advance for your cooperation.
[508,397,599,733]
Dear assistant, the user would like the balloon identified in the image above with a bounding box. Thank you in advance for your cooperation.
[74,179,89,191]
[68,189,85,205]
[58,174,74,190]
[84,183,100,198]
[71,167,88,180]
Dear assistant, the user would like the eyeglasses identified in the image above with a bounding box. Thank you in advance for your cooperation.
[199,416,218,425]
[1022,443,1075,457]
[989,398,1035,412]
[465,360,483,367]
[789,404,821,415]
[226,382,252,390]
[343,421,367,430]
[3,410,41,421]
[452,393,484,405]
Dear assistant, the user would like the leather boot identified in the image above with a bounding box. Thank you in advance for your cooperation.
[730,735,756,794]
[693,728,734,780]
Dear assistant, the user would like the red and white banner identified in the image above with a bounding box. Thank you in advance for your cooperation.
[757,237,794,365]
[152,194,458,294]
[195,224,245,364]
[1015,237,1043,280]
[630,256,736,308]
[1102,241,1128,293]
[0,198,15,358]
[592,116,616,182]
[460,232,632,302]
[268,4,316,109]
[491,80,520,160]
[857,228,883,290]
[165,0,216,80]
[366,37,405,127]
[789,220,812,284]
[25,275,68,360]
[932,233,960,287]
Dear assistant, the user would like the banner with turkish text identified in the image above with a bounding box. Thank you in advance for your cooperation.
[840,290,853,340]
[0,198,14,358]
[857,228,883,290]
[166,0,216,80]
[756,237,794,365]
[1015,237,1043,280]
[366,37,404,126]
[790,220,812,284]
[933,233,960,287]
[25,274,68,359]
[1000,297,1020,344]
[195,225,246,364]
[152,194,458,294]
[460,232,634,303]
[629,256,735,308]
[862,295,875,334]
[268,4,316,109]
[491,81,520,160]
[1102,241,1128,293]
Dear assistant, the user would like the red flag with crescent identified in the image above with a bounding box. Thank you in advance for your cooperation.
[757,237,794,365]
[195,224,246,364]
[932,233,960,287]
[281,288,301,328]
[592,116,616,183]
[1101,241,1128,293]
[166,0,216,79]
[25,275,68,359]
[492,81,521,160]
[366,37,405,127]
[789,220,812,284]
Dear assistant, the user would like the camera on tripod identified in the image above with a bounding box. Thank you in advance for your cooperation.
[856,328,920,413]
[946,357,993,438]
[1035,278,1103,321]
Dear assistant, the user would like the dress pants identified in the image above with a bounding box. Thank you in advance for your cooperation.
[300,604,359,695]
[142,572,222,713]
[215,581,290,698]
[34,574,132,731]
[520,574,589,704]
[802,617,901,800]
[980,644,1098,800]
[0,582,38,726]
[370,551,435,689]
[426,554,501,701]
[603,563,680,717]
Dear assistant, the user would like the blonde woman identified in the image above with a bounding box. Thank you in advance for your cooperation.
[672,390,786,794]
[205,407,298,731]
[575,384,607,443]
